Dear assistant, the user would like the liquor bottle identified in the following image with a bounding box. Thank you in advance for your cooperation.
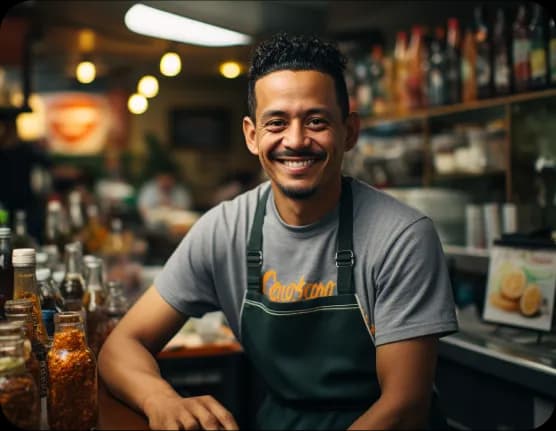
[529,3,548,89]
[493,7,512,95]
[406,26,426,110]
[12,248,48,345]
[12,210,38,250]
[446,18,462,104]
[394,31,410,113]
[428,26,447,106]
[36,267,63,313]
[83,204,108,255]
[512,4,531,92]
[67,190,85,243]
[0,227,14,319]
[83,258,106,355]
[354,49,373,116]
[369,44,388,115]
[474,5,493,99]
[550,16,556,86]
[44,201,69,258]
[59,243,86,319]
[461,26,478,102]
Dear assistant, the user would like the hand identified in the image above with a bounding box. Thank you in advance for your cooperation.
[143,393,239,430]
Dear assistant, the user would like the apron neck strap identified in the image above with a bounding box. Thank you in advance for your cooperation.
[246,177,355,294]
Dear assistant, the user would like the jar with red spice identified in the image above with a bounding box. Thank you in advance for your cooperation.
[47,311,97,430]
[0,336,40,430]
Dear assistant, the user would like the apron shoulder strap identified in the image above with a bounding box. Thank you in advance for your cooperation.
[247,185,271,292]
[336,177,355,295]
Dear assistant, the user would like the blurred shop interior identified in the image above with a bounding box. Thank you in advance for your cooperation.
[1,1,556,429]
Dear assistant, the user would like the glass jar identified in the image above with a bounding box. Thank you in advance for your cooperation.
[3,300,43,395]
[47,311,97,430]
[0,337,40,430]
[95,280,128,351]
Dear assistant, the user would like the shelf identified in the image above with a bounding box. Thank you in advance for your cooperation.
[431,170,506,182]
[360,88,556,128]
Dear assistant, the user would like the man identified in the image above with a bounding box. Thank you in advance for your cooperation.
[99,33,458,430]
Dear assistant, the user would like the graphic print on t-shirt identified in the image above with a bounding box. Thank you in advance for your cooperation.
[262,269,337,302]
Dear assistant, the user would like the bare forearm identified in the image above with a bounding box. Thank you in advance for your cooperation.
[348,396,428,430]
[98,333,178,415]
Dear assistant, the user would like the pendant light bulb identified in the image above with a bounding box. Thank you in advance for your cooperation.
[76,61,96,84]
[219,61,241,79]
[160,52,181,77]
[127,93,148,114]
[137,75,159,98]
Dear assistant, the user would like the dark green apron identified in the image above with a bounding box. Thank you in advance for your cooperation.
[240,178,381,430]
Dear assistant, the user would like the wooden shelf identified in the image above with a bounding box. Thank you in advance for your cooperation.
[431,170,506,182]
[361,88,556,128]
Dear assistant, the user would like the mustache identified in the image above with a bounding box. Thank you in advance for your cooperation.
[269,149,326,160]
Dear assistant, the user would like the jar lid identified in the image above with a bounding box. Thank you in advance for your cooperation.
[4,298,34,315]
[12,248,36,266]
[0,321,24,338]
[36,268,52,282]
[0,227,11,238]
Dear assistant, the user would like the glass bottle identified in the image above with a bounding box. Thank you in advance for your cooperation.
[12,210,38,250]
[474,5,493,99]
[68,190,86,243]
[0,319,40,399]
[12,248,48,345]
[4,298,47,427]
[550,16,556,86]
[44,200,69,258]
[529,3,547,90]
[428,26,447,106]
[406,26,426,110]
[354,49,373,116]
[394,31,410,113]
[369,44,388,115]
[0,227,14,320]
[83,259,106,356]
[36,267,64,313]
[47,311,97,431]
[446,17,462,105]
[59,243,86,315]
[0,336,40,430]
[461,26,478,102]
[96,280,128,351]
[493,7,512,95]
[83,204,108,255]
[512,4,531,92]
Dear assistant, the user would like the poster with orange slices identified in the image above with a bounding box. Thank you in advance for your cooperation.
[483,245,556,331]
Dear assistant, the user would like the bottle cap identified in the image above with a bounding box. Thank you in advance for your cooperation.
[36,268,52,282]
[0,227,11,239]
[12,248,36,266]
[36,251,49,265]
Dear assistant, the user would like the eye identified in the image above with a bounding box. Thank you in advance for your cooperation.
[265,119,287,131]
[307,117,328,130]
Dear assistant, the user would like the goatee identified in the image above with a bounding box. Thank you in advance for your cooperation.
[277,183,317,200]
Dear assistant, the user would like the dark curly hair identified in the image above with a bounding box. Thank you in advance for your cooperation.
[247,33,349,121]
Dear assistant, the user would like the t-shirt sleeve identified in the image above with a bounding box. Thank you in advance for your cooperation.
[373,217,459,346]
[153,209,221,317]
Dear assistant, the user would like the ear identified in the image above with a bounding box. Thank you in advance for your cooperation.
[344,112,360,152]
[243,116,259,156]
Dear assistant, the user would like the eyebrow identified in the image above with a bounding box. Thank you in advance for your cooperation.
[259,108,333,122]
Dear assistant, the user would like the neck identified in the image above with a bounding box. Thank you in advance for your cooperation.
[271,178,342,226]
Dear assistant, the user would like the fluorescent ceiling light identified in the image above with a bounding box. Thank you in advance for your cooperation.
[124,3,252,47]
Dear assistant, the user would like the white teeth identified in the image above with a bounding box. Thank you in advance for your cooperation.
[282,160,314,168]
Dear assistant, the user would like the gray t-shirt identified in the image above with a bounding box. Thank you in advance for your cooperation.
[155,178,458,346]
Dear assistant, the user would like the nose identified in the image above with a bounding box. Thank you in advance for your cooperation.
[283,120,310,149]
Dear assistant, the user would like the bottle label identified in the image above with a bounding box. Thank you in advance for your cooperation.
[531,49,547,79]
[356,84,372,113]
[495,53,510,87]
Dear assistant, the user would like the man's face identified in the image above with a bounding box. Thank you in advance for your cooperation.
[243,70,358,201]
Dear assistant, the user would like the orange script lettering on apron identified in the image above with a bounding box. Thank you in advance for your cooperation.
[262,269,337,302]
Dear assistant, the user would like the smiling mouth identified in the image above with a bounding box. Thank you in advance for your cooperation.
[280,159,317,168]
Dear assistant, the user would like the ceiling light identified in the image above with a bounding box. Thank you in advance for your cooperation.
[124,3,252,47]
[128,93,148,114]
[137,75,159,98]
[219,61,241,79]
[76,61,96,84]
[160,52,181,77]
